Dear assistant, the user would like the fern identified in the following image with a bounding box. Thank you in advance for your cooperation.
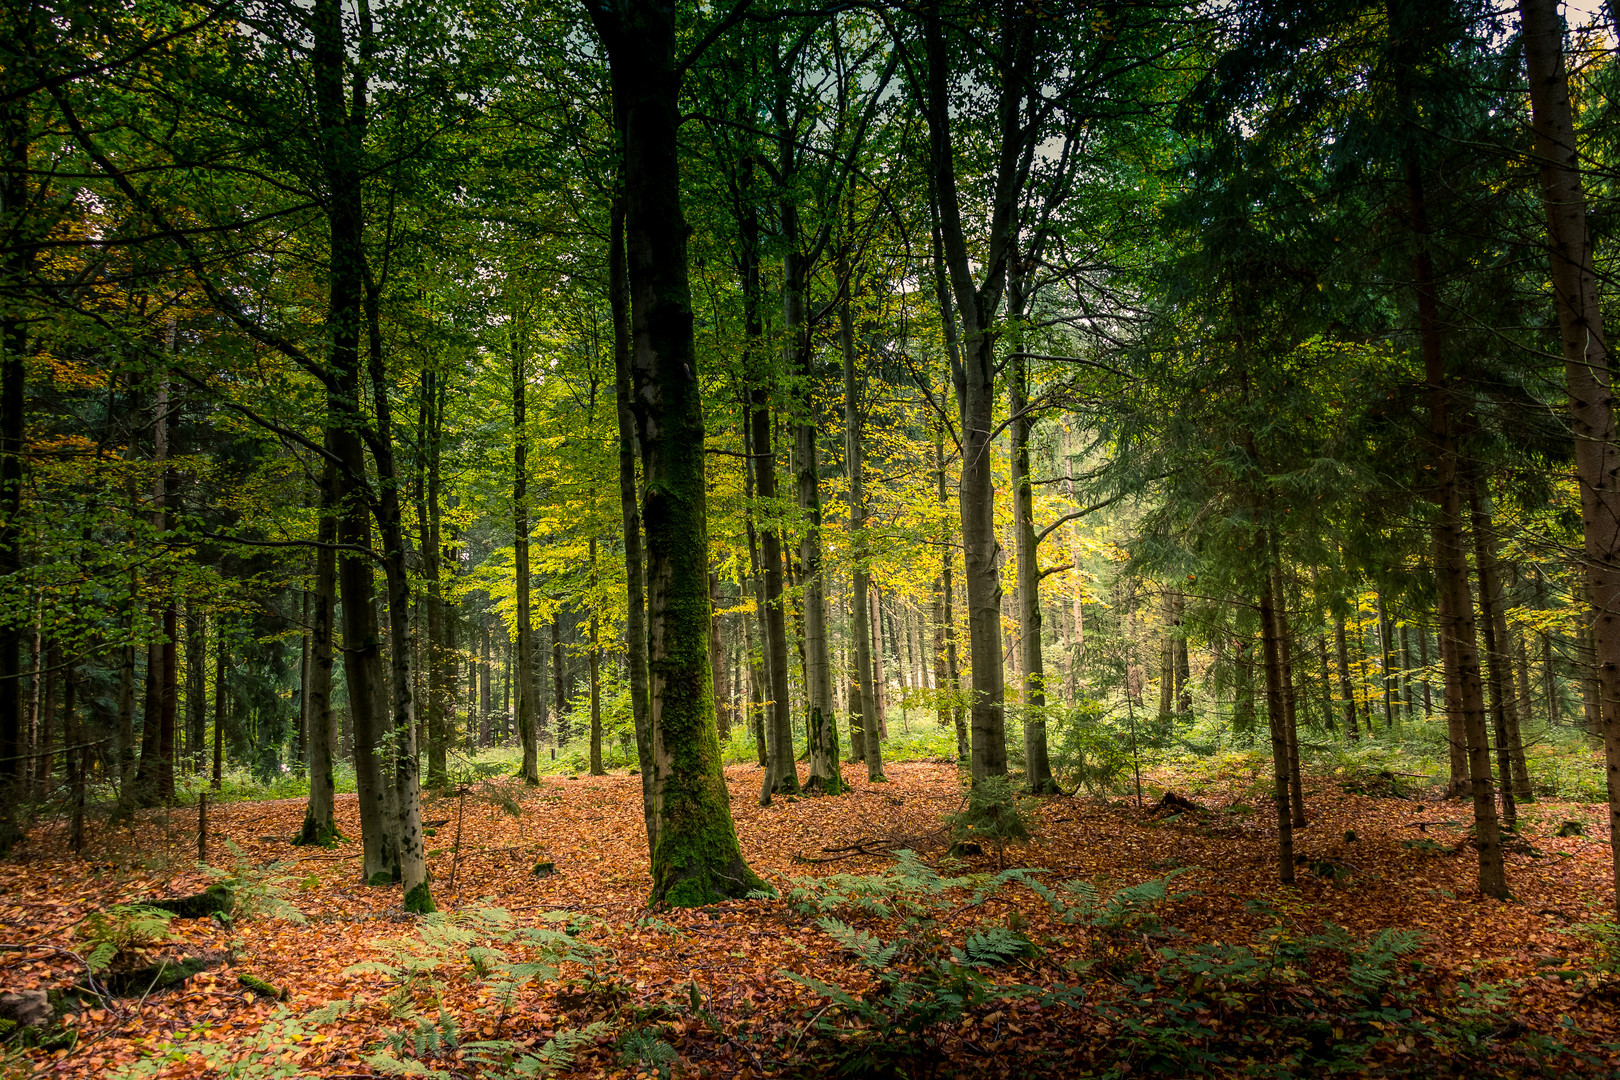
[953,925,1037,967]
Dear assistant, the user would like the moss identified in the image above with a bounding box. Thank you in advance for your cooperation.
[237,973,287,1000]
[531,861,556,876]
[147,884,233,919]
[366,871,393,887]
[294,818,342,849]
[403,881,436,914]
[101,956,209,996]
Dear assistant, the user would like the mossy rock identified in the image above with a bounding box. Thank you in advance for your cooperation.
[531,861,556,877]
[99,955,218,996]
[1557,820,1585,837]
[238,974,286,1001]
[146,884,234,919]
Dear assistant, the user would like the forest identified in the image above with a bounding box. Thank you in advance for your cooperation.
[1,0,1619,1076]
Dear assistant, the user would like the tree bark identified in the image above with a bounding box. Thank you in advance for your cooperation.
[1520,0,1620,909]
[1011,348,1054,793]
[924,7,1029,782]
[298,458,339,846]
[842,266,878,785]
[511,301,540,784]
[1400,143,1507,897]
[590,0,763,904]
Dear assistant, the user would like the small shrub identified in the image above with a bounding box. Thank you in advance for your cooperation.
[946,775,1035,869]
[77,906,175,972]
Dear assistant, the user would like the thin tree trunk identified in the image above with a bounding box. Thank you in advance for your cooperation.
[1259,547,1296,885]
[1399,114,1507,895]
[1273,569,1306,827]
[843,269,878,783]
[1468,470,1523,827]
[298,458,339,846]
[1011,348,1053,792]
[512,302,539,784]
[590,538,604,776]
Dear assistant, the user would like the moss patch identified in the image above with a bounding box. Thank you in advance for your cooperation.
[403,881,436,914]
[146,885,233,919]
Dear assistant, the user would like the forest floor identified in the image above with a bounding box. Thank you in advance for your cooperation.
[2,757,1618,1079]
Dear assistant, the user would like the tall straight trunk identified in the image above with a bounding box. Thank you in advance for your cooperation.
[1469,471,1527,824]
[776,203,819,796]
[211,618,225,788]
[1419,619,1433,715]
[1400,623,1414,722]
[928,215,967,763]
[592,0,763,904]
[422,369,448,789]
[553,616,567,742]
[0,50,28,849]
[709,573,729,742]
[740,406,770,772]
[512,307,539,784]
[925,8,1030,782]
[1258,545,1295,884]
[136,372,174,804]
[750,394,793,798]
[364,268,432,912]
[870,587,889,738]
[298,457,339,846]
[1377,590,1396,729]
[35,642,54,798]
[480,616,492,745]
[294,594,310,777]
[187,612,206,775]
[65,663,83,853]
[1520,0,1620,909]
[1400,127,1507,896]
[590,539,604,776]
[1437,581,1470,790]
[312,0,401,893]
[1272,569,1305,826]
[117,573,138,798]
[1318,634,1336,732]
[843,270,878,783]
[1011,350,1052,792]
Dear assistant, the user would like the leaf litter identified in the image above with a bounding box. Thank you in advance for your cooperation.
[0,760,1616,1078]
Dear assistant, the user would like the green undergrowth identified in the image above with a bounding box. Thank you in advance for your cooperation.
[777,853,1598,1079]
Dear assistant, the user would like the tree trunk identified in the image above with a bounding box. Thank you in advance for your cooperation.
[1336,619,1357,738]
[1400,138,1507,897]
[592,0,763,904]
[1272,569,1306,827]
[590,538,604,776]
[1520,0,1620,910]
[0,57,27,849]
[925,8,1028,782]
[842,269,878,784]
[1468,471,1523,829]
[512,304,539,784]
[298,457,338,847]
[1259,549,1295,884]
[1011,348,1053,792]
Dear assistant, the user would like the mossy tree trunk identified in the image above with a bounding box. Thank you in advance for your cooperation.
[610,191,656,849]
[588,0,764,906]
